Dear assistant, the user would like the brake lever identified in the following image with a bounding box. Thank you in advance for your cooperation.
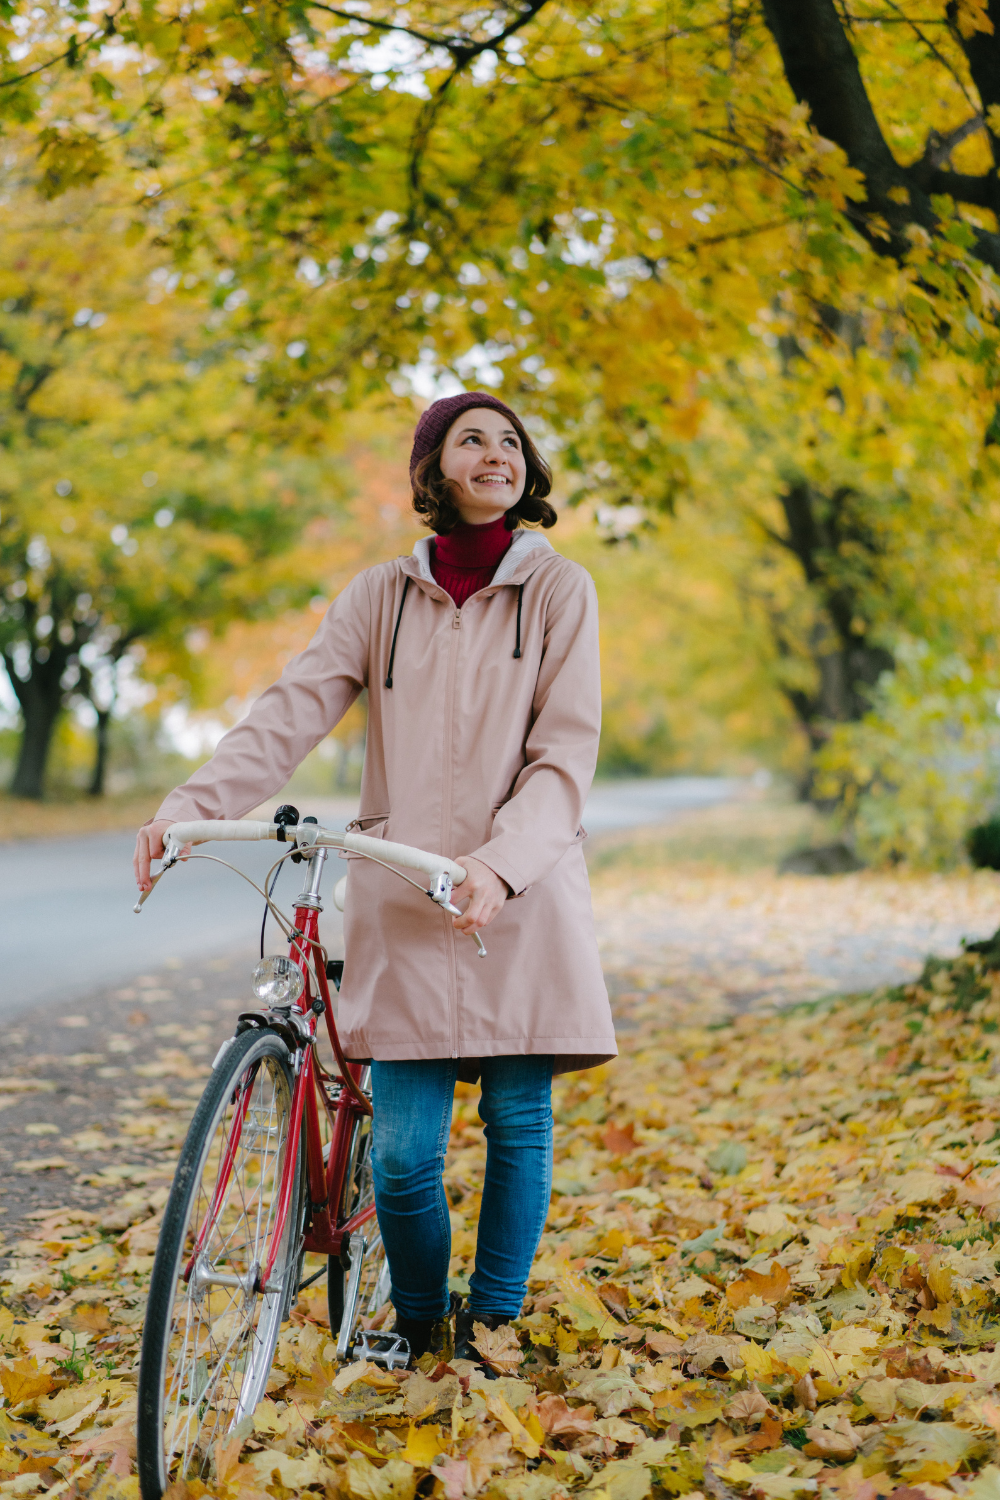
[427,871,487,958]
[133,873,162,913]
[132,843,183,914]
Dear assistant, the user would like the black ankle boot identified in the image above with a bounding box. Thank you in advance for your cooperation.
[393,1293,462,1367]
[453,1305,513,1373]
[392,1314,435,1361]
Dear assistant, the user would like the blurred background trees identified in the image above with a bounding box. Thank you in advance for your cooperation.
[2,0,1000,864]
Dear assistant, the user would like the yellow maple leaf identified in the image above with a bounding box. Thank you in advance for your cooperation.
[0,1358,53,1406]
[558,1271,613,1333]
[726,1262,792,1309]
[955,0,994,37]
[400,1422,443,1468]
[741,1344,774,1381]
[469,1321,523,1376]
[483,1392,541,1458]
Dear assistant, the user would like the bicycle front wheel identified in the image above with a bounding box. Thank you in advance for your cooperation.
[137,1027,302,1500]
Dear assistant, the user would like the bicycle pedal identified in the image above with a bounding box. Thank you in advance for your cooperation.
[352,1329,410,1371]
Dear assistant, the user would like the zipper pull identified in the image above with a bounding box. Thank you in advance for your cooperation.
[453,610,461,628]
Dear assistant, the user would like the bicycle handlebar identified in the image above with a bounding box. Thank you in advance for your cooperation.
[162,820,467,886]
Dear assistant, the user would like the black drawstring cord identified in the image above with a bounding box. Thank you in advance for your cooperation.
[384,576,410,689]
[513,584,524,660]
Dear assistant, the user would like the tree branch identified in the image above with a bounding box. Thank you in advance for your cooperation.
[305,0,551,65]
[0,8,123,91]
[922,113,985,168]
[761,0,987,264]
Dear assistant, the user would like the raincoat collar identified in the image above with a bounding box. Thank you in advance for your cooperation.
[405,529,555,592]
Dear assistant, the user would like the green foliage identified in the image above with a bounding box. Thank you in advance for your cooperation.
[815,641,1000,868]
[2,1,1000,843]
[0,164,351,796]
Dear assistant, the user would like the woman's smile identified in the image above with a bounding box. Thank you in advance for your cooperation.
[439,406,527,523]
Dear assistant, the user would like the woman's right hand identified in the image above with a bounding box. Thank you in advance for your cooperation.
[134,819,186,892]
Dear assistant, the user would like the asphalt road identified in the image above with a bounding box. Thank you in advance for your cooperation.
[0,777,738,1019]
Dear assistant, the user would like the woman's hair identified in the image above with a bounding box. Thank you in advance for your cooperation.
[411,415,557,534]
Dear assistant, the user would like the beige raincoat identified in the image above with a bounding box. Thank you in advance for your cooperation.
[154,530,616,1076]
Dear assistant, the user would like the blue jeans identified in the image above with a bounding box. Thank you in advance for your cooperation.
[369,1056,554,1321]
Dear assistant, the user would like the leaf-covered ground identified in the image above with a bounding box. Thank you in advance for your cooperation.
[9,938,1000,1500]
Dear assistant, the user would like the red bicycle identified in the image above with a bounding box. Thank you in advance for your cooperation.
[133,805,481,1500]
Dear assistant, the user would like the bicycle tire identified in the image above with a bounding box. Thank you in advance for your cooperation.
[327,1109,391,1355]
[137,1027,303,1500]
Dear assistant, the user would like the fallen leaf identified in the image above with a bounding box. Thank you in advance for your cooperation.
[743,1414,784,1452]
[430,1455,469,1500]
[726,1262,792,1309]
[645,1331,683,1358]
[469,1320,523,1375]
[603,1121,638,1155]
[464,1428,513,1493]
[71,1417,137,1461]
[745,1205,794,1237]
[248,1448,331,1490]
[595,1416,646,1445]
[403,1370,458,1418]
[58,1303,112,1336]
[1,1357,54,1406]
[599,1282,633,1320]
[804,1419,862,1461]
[559,1270,614,1333]
[793,1373,819,1412]
[400,1422,443,1467]
[535,1392,597,1439]
[334,1359,382,1393]
[726,1389,772,1424]
[212,1429,245,1488]
[571,1369,654,1416]
[482,1391,541,1457]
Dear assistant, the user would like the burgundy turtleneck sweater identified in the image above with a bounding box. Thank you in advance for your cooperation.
[431,514,514,608]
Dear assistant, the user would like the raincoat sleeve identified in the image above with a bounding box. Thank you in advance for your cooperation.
[471,566,601,896]
[152,573,371,824]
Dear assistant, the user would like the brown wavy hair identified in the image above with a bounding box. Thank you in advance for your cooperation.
[411,415,557,534]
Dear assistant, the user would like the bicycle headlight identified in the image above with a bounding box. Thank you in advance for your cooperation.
[252,956,305,1006]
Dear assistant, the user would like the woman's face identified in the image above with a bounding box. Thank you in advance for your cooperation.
[439,406,527,525]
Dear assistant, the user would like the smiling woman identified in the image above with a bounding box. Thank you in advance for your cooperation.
[409,390,555,535]
[136,388,612,1372]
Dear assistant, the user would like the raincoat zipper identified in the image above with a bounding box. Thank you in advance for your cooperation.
[442,606,462,1057]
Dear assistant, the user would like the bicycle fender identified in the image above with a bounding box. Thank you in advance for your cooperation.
[235,1012,299,1055]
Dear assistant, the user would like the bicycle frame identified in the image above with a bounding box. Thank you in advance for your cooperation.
[184,843,375,1302]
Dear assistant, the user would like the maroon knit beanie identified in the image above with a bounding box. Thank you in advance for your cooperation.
[409,391,523,480]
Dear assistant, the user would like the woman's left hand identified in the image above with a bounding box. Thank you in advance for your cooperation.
[451,855,509,933]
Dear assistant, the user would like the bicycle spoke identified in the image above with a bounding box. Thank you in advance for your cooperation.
[159,1050,295,1482]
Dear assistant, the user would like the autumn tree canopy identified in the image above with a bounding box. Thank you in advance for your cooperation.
[4,1,1000,849]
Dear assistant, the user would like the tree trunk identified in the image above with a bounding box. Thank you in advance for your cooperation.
[88,707,112,798]
[7,667,63,800]
[766,479,894,776]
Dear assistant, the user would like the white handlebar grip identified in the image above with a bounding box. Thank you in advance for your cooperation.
[164,820,279,848]
[341,832,466,885]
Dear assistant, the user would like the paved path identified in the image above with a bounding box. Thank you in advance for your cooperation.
[0,778,738,1018]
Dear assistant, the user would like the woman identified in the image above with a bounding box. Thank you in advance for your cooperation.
[134,391,616,1365]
